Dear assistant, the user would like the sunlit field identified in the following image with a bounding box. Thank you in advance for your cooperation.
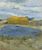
[0,33,42,50]
[0,24,42,50]
[0,17,42,50]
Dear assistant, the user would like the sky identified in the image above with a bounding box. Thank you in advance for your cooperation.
[0,0,42,19]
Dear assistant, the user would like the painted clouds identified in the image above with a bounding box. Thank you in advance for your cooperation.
[0,0,42,19]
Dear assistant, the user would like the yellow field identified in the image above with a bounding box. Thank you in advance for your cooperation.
[0,35,42,50]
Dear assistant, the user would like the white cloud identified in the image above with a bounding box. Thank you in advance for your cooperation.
[0,1,42,13]
[0,0,42,19]
[0,0,42,7]
[0,11,17,15]
[18,7,42,13]
[0,2,22,8]
[31,7,42,12]
[23,0,42,6]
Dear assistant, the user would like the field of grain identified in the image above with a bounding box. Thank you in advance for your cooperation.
[0,24,42,50]
[0,34,42,50]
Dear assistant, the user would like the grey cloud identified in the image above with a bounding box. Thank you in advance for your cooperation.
[0,0,42,7]
[8,0,25,3]
[0,0,26,3]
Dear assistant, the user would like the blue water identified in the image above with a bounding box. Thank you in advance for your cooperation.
[0,25,41,37]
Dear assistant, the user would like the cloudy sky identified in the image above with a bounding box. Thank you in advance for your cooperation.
[0,0,42,19]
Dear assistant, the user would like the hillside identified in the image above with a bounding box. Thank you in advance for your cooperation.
[29,20,42,26]
[7,16,29,25]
